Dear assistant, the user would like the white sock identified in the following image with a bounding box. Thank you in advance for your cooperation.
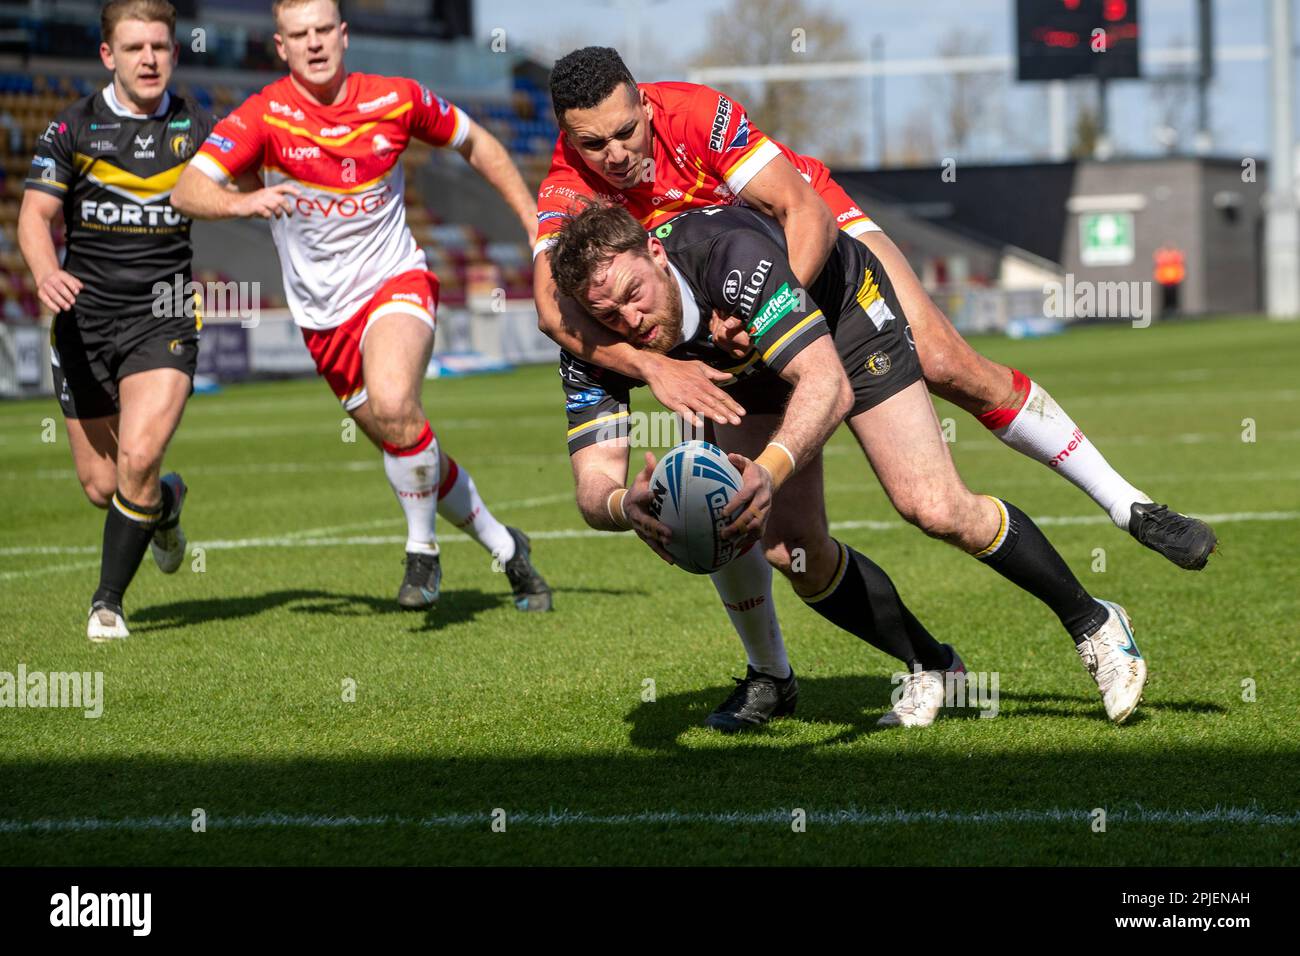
[383,422,439,555]
[995,380,1150,529]
[710,545,791,679]
[436,454,516,562]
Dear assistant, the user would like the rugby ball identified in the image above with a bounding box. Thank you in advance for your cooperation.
[648,441,745,574]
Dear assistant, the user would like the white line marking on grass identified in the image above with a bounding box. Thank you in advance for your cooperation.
[0,560,101,581]
[2,806,1297,834]
[0,460,380,483]
[1063,388,1300,408]
[819,430,1300,457]
[2,511,1296,561]
[171,415,558,442]
[6,428,1300,477]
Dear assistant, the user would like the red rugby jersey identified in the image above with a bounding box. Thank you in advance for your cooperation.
[535,81,872,257]
[192,73,469,330]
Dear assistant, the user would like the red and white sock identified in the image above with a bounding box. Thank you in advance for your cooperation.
[979,370,1150,529]
[710,545,791,679]
[436,455,516,563]
[382,422,439,555]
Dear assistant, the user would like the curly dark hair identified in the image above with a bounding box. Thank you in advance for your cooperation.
[550,46,638,124]
[547,201,651,301]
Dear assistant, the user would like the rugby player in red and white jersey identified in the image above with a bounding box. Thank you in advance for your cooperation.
[172,0,551,611]
[532,48,1217,568]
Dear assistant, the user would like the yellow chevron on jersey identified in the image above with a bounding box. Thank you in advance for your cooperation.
[73,153,186,202]
[261,100,413,148]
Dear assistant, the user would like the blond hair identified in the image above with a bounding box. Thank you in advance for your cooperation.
[101,0,176,44]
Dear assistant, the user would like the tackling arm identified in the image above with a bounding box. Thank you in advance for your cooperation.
[535,250,744,427]
[738,156,838,290]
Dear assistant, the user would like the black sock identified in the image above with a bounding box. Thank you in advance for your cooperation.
[157,479,176,525]
[975,498,1107,642]
[91,491,162,609]
[803,540,951,671]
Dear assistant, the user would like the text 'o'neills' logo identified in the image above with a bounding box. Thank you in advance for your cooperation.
[358,91,399,113]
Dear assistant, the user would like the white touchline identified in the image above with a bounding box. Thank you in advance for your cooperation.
[1,512,1297,566]
[1,806,1298,833]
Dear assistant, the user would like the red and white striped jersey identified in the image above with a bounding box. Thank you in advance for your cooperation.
[192,72,469,330]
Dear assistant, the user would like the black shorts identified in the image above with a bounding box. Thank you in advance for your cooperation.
[50,308,200,419]
[835,306,922,418]
[722,295,921,419]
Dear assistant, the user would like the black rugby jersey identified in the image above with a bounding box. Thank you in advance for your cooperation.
[25,86,216,320]
[562,206,890,453]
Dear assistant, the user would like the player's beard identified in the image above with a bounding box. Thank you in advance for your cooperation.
[639,274,682,355]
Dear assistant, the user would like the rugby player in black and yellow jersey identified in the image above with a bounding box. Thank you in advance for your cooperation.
[551,203,1149,728]
[19,0,216,641]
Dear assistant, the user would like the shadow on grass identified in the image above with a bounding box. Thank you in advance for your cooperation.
[0,713,1286,828]
[623,678,1229,749]
[133,588,510,631]
[131,584,647,633]
[0,674,1280,865]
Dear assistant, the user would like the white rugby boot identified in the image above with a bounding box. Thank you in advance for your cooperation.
[87,601,129,642]
[1076,600,1146,723]
[877,645,966,728]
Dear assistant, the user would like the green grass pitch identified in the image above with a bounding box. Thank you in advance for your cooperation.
[1,316,1297,865]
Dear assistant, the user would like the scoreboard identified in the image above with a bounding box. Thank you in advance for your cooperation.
[1016,0,1141,81]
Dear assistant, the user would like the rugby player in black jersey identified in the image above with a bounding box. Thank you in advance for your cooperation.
[551,203,1149,727]
[19,0,217,641]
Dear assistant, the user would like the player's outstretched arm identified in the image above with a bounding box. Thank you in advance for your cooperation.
[573,441,676,563]
[171,165,298,221]
[572,439,635,532]
[534,252,744,428]
[722,336,852,542]
[454,119,538,246]
[18,190,82,313]
[738,156,838,289]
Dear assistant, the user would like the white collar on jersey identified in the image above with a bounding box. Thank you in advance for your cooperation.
[669,263,701,345]
[102,83,171,119]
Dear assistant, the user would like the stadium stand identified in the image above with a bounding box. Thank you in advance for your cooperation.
[0,69,557,318]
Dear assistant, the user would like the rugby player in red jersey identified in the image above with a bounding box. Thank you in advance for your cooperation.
[172,0,551,611]
[531,48,1215,573]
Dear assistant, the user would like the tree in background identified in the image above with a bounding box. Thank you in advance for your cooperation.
[691,0,864,166]
[1148,35,1199,154]
[889,107,937,167]
[924,29,1003,160]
